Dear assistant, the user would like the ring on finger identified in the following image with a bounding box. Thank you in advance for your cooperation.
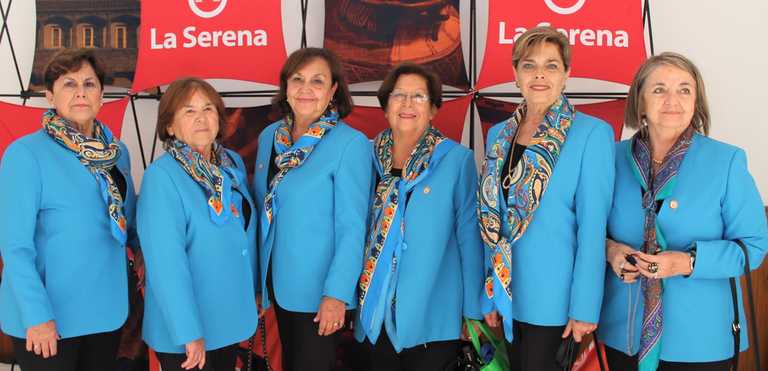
[648,262,659,273]
[620,273,625,281]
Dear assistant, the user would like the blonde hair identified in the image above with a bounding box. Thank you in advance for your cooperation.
[512,26,572,71]
[625,52,710,136]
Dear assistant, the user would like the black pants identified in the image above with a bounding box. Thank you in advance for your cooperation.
[366,333,461,371]
[604,344,732,371]
[272,300,339,371]
[505,320,566,371]
[156,343,238,371]
[11,329,121,371]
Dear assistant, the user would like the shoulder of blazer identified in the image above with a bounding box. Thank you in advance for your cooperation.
[571,111,614,138]
[258,120,282,146]
[692,133,741,158]
[331,120,369,143]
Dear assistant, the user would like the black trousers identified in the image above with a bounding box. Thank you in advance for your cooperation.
[604,344,732,371]
[505,320,566,371]
[11,329,121,371]
[365,333,461,371]
[156,343,238,371]
[272,300,339,371]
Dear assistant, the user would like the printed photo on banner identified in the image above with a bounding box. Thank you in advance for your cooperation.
[324,0,469,88]
[222,105,279,182]
[29,0,140,90]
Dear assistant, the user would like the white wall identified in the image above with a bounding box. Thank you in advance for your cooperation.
[1,0,766,200]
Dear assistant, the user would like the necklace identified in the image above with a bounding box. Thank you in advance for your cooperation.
[652,158,663,165]
[502,123,524,190]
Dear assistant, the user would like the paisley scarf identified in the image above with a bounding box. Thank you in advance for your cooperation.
[260,110,338,246]
[42,109,127,244]
[629,126,694,371]
[357,126,455,349]
[478,95,574,318]
[165,139,242,224]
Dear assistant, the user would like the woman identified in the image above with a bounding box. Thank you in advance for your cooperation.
[599,52,768,371]
[354,63,484,371]
[252,47,372,371]
[137,78,258,371]
[0,49,137,370]
[478,26,615,371]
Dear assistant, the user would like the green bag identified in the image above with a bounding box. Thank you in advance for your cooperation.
[465,319,511,371]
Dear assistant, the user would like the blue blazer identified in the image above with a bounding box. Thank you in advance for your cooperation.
[137,150,258,353]
[0,130,137,339]
[482,113,615,340]
[354,141,484,350]
[599,135,768,362]
[252,120,373,312]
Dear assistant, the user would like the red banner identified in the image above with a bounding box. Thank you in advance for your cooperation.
[132,0,286,91]
[345,94,473,142]
[477,97,624,141]
[477,0,647,89]
[0,98,129,159]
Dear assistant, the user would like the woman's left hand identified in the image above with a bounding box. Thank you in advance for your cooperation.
[631,250,692,279]
[313,296,346,336]
[561,319,596,343]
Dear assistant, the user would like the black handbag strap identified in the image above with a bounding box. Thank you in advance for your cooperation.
[730,239,761,371]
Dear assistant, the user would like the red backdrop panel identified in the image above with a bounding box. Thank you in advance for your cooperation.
[133,0,286,91]
[477,97,625,142]
[345,94,472,142]
[477,0,647,89]
[0,98,129,159]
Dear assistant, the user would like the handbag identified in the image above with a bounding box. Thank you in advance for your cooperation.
[729,239,762,371]
[455,319,510,371]
[555,336,579,370]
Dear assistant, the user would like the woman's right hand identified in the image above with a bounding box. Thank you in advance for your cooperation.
[606,239,640,283]
[181,338,206,370]
[26,320,59,358]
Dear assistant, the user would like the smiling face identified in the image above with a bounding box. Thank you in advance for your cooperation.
[286,57,338,124]
[167,89,220,154]
[385,74,436,137]
[514,42,569,107]
[641,64,697,133]
[45,62,103,131]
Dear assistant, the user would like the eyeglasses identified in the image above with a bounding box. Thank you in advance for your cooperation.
[389,91,430,105]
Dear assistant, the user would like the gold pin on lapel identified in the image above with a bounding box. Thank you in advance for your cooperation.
[423,186,431,194]
[669,200,679,210]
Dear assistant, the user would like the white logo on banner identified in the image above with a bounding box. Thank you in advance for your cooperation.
[544,0,586,15]
[189,0,227,19]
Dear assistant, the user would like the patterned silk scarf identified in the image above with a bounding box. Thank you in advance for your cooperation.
[42,109,127,244]
[260,110,338,245]
[165,139,241,225]
[478,95,574,314]
[358,126,455,349]
[629,127,694,371]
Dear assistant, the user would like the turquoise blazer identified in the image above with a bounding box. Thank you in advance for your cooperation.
[137,150,258,353]
[354,141,484,349]
[0,130,137,339]
[599,135,768,362]
[252,120,373,312]
[482,113,615,341]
